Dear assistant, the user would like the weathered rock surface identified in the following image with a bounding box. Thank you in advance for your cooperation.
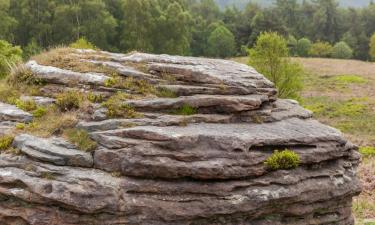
[0,49,361,225]
[0,102,32,123]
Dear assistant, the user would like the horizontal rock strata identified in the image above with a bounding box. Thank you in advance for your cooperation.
[0,49,361,225]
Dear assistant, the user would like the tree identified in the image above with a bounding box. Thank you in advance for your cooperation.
[248,32,303,100]
[309,41,333,58]
[0,40,22,78]
[311,0,340,43]
[370,33,375,61]
[332,41,353,59]
[154,2,192,55]
[296,38,311,57]
[0,0,17,41]
[207,25,236,58]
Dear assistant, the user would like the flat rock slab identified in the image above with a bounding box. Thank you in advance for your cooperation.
[26,60,110,86]
[127,94,269,113]
[13,134,93,167]
[0,102,32,123]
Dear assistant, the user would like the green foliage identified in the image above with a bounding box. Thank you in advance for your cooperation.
[172,104,197,115]
[332,41,353,59]
[296,38,312,57]
[23,39,43,60]
[87,92,105,103]
[207,25,236,58]
[69,37,97,50]
[370,33,375,61]
[32,107,47,118]
[0,135,14,151]
[0,40,22,78]
[334,75,367,84]
[248,32,303,99]
[102,93,140,118]
[265,149,300,170]
[56,91,82,112]
[309,41,333,58]
[15,99,37,112]
[16,123,25,130]
[287,35,298,56]
[359,146,375,158]
[64,128,97,152]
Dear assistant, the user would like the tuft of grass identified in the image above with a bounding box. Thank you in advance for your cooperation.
[87,92,105,103]
[156,87,177,98]
[56,90,82,112]
[8,64,45,86]
[265,149,300,170]
[69,37,97,50]
[40,171,56,180]
[0,135,14,151]
[16,99,37,112]
[102,92,141,119]
[32,107,47,118]
[64,128,97,152]
[16,123,26,130]
[359,146,375,158]
[105,76,156,95]
[24,106,78,137]
[172,104,197,115]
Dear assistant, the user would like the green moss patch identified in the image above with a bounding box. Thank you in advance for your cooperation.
[265,149,300,170]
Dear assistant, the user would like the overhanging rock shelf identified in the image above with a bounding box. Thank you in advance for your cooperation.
[0,49,361,225]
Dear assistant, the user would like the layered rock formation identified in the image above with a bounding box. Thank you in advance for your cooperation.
[0,49,361,225]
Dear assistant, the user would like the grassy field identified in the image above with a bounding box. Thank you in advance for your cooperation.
[233,56,375,224]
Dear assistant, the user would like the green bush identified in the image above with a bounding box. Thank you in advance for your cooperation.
[69,37,97,50]
[0,40,23,78]
[288,35,298,56]
[296,38,312,57]
[64,128,97,152]
[332,41,353,59]
[56,91,82,111]
[309,41,333,58]
[265,149,300,170]
[0,135,14,151]
[249,32,304,100]
[23,39,43,60]
[87,92,105,103]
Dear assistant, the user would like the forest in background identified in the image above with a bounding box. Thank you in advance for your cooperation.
[1,0,375,60]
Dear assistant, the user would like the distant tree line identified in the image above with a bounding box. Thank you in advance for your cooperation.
[1,0,375,60]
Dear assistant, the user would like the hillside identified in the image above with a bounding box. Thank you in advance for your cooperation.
[215,0,373,9]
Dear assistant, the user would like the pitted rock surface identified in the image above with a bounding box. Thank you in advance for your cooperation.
[0,49,361,225]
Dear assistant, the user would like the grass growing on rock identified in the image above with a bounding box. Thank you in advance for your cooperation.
[63,128,97,152]
[172,104,197,115]
[56,90,83,112]
[102,92,141,119]
[0,135,14,151]
[264,149,300,170]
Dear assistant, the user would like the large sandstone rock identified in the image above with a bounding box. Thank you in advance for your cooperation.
[0,49,361,225]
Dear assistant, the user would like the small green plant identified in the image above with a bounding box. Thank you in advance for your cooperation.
[40,171,56,180]
[359,146,375,158]
[87,92,104,103]
[333,75,367,85]
[69,37,97,50]
[102,93,141,118]
[156,87,177,98]
[32,107,47,118]
[104,77,117,87]
[265,149,300,170]
[16,99,37,112]
[172,104,197,115]
[16,123,26,130]
[0,135,14,151]
[56,91,82,111]
[64,128,97,152]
